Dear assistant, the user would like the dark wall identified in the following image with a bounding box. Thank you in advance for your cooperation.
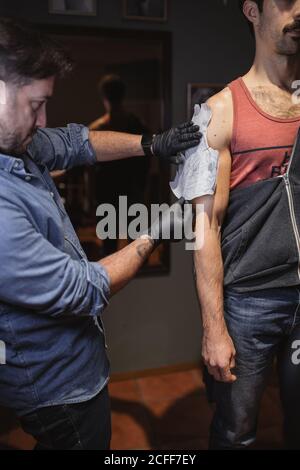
[0,0,254,124]
[0,0,255,374]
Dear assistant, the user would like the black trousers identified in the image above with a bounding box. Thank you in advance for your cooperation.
[19,386,111,450]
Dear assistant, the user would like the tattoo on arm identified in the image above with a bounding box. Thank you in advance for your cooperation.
[136,239,154,261]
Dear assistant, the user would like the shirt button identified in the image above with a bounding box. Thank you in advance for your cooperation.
[50,192,55,198]
[25,176,31,181]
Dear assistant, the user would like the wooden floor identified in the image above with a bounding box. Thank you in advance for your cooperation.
[0,368,284,450]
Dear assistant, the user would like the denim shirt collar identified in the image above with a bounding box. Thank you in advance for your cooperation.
[0,152,26,174]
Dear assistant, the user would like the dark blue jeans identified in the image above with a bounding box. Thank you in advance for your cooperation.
[19,386,111,450]
[209,286,300,450]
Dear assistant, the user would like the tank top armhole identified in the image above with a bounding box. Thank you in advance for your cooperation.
[228,80,240,157]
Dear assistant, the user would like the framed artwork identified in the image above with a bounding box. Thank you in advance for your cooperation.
[187,83,224,119]
[123,0,168,22]
[49,0,97,16]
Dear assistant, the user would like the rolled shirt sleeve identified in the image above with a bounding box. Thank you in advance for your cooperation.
[0,195,110,317]
[27,124,97,172]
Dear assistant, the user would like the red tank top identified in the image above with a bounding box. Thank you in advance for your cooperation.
[228,77,300,190]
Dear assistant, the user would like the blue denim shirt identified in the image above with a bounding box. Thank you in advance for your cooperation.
[0,124,111,416]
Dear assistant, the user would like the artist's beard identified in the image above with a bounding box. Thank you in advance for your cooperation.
[0,127,29,156]
[0,114,37,156]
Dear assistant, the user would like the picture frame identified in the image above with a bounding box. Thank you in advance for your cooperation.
[48,0,97,16]
[187,82,224,119]
[123,0,168,22]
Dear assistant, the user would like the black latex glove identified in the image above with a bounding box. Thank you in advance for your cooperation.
[152,121,201,164]
[148,197,190,247]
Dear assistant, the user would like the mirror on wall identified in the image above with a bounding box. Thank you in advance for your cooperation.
[42,26,172,274]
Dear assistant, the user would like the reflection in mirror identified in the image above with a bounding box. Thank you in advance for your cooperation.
[45,27,171,274]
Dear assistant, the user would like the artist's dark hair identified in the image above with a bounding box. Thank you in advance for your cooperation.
[98,74,126,105]
[0,18,73,86]
[239,0,264,36]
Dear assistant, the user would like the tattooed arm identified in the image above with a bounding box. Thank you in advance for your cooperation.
[100,198,185,296]
[100,236,155,296]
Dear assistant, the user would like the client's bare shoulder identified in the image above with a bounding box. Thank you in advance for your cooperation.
[206,87,233,151]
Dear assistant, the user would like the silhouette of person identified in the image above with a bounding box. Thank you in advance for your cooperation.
[89,74,151,255]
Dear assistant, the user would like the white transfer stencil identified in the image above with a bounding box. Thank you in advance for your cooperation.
[170,103,219,201]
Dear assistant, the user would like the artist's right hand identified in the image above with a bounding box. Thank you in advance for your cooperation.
[202,326,237,383]
[147,197,189,247]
